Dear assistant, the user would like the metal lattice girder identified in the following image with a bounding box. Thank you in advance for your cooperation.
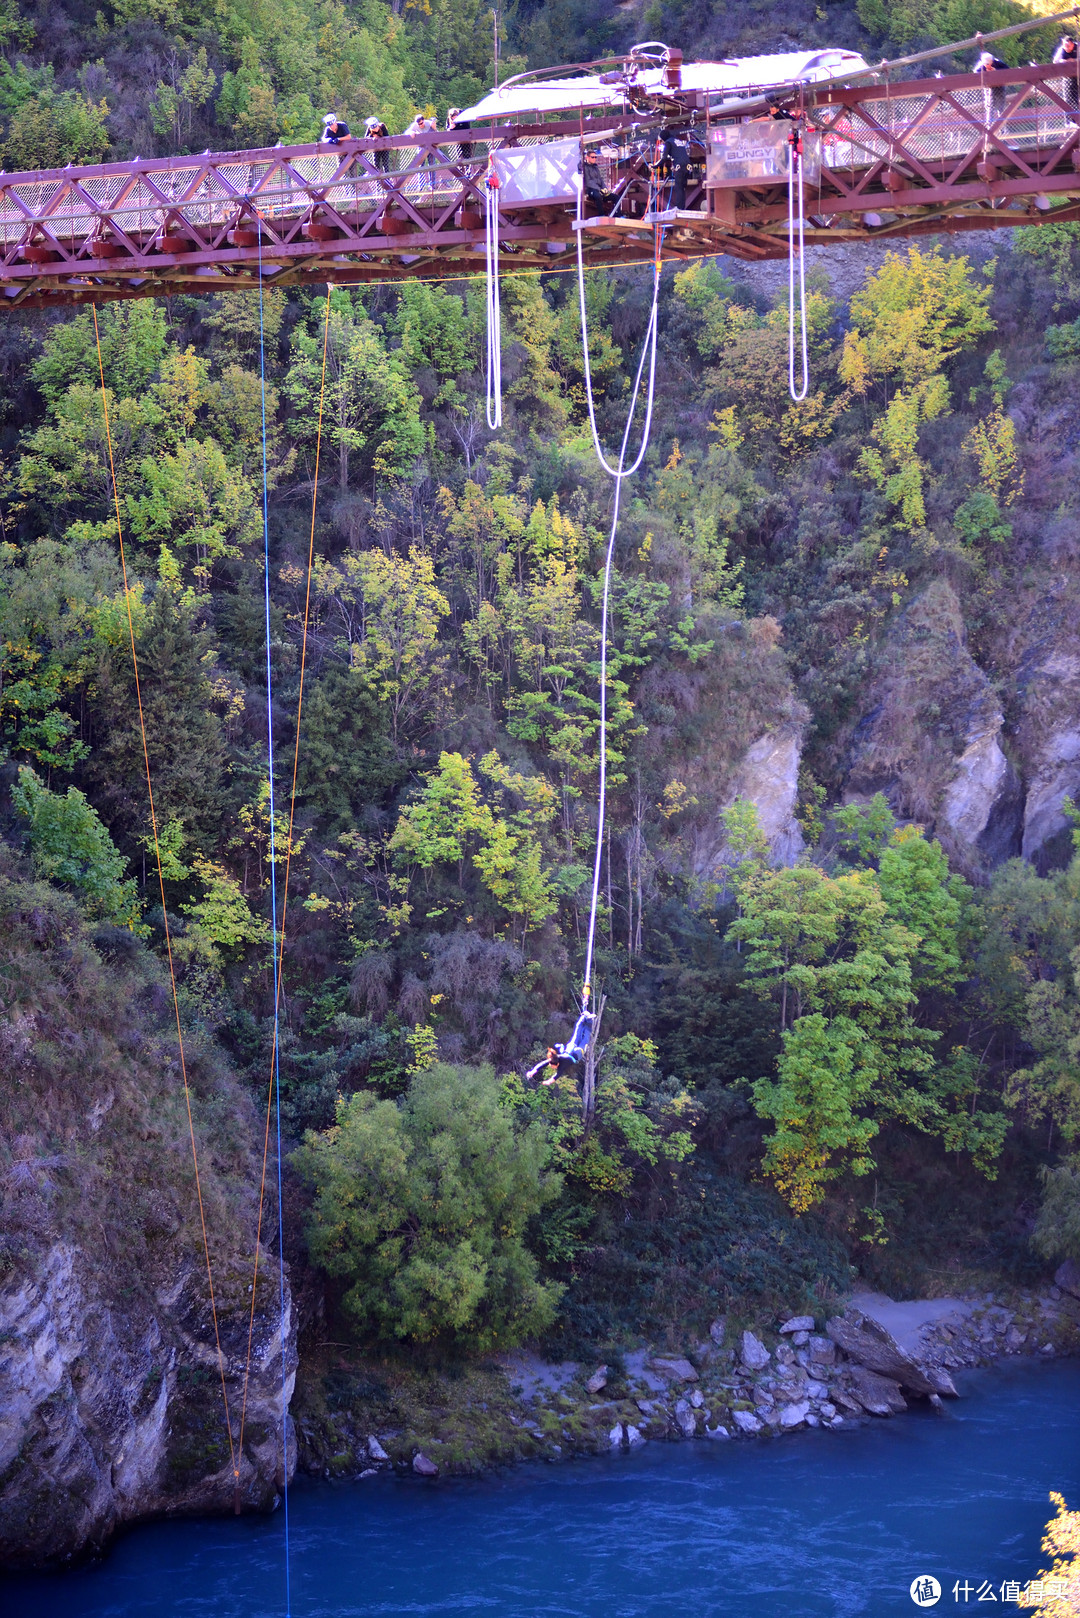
[2,64,1080,306]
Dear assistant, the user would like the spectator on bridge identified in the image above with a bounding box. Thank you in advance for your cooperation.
[447,108,473,162]
[321,113,352,145]
[1054,35,1080,113]
[974,50,1010,120]
[404,112,440,176]
[364,114,391,173]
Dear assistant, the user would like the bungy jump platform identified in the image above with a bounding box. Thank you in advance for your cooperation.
[3,28,1080,308]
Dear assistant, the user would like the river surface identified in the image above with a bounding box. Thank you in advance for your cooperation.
[5,1357,1080,1618]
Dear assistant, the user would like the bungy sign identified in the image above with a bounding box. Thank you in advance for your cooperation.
[706,120,821,187]
[492,137,582,206]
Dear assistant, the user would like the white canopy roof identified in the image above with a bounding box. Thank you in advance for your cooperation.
[456,49,869,124]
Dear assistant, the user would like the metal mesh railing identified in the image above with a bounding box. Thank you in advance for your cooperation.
[1,74,1077,252]
[815,80,1077,174]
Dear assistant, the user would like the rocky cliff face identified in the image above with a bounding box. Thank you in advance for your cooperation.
[0,1239,296,1569]
[0,866,297,1568]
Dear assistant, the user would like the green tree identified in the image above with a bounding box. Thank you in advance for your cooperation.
[32,303,169,407]
[296,1062,563,1350]
[86,584,227,854]
[1033,1155,1080,1264]
[390,750,559,934]
[3,84,109,170]
[0,537,134,771]
[126,437,262,588]
[1005,944,1080,1148]
[285,299,424,491]
[12,766,142,929]
[729,860,999,1211]
[313,544,449,742]
[292,665,401,830]
[877,825,969,991]
[840,246,994,529]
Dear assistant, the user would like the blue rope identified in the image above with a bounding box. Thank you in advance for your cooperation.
[256,225,292,1617]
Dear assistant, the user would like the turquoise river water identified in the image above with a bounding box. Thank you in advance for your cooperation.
[4,1357,1079,1618]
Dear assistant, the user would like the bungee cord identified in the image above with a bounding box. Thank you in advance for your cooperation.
[788,128,810,403]
[234,231,330,1613]
[575,166,664,1013]
[485,162,502,428]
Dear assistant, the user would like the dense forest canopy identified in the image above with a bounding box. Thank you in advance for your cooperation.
[4,0,1080,1358]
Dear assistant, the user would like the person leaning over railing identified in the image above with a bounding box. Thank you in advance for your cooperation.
[364,114,391,172]
[974,49,1009,119]
[1053,34,1080,117]
[321,112,351,144]
[447,108,473,162]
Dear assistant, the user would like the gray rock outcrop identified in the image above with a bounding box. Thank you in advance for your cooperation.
[825,1313,941,1397]
[1055,1260,1080,1300]
[740,1331,771,1372]
[0,1244,296,1568]
[845,1366,908,1416]
[720,730,805,866]
[648,1356,698,1383]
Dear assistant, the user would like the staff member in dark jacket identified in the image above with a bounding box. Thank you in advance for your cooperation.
[659,129,694,210]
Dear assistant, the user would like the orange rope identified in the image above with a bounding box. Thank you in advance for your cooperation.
[91,304,237,1478]
[235,283,333,1464]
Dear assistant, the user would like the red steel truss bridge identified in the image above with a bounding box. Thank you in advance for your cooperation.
[3,59,1080,309]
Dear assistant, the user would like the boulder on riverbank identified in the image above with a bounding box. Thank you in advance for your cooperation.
[826,1312,942,1397]
[844,1365,908,1416]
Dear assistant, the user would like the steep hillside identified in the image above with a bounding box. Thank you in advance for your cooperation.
[3,0,1080,1566]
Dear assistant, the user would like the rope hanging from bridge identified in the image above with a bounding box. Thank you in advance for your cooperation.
[575,167,663,1024]
[485,161,503,429]
[788,127,810,404]
[91,305,238,1482]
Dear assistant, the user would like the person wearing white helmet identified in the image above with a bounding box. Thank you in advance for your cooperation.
[320,112,351,145]
[364,113,390,172]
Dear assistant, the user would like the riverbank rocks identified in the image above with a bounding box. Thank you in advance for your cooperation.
[826,1313,939,1396]
[709,1319,726,1346]
[1056,1260,1080,1301]
[586,1367,608,1395]
[740,1331,771,1372]
[412,1453,439,1477]
[732,1409,763,1435]
[807,1335,836,1368]
[779,1315,815,1334]
[780,1401,810,1429]
[674,1401,697,1438]
[846,1367,908,1416]
[648,1355,698,1383]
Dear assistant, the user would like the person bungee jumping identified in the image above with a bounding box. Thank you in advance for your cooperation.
[525,1007,595,1086]
[364,114,390,172]
[321,112,351,145]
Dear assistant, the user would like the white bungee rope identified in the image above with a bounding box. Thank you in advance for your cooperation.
[485,162,502,429]
[788,129,810,403]
[576,167,664,1005]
